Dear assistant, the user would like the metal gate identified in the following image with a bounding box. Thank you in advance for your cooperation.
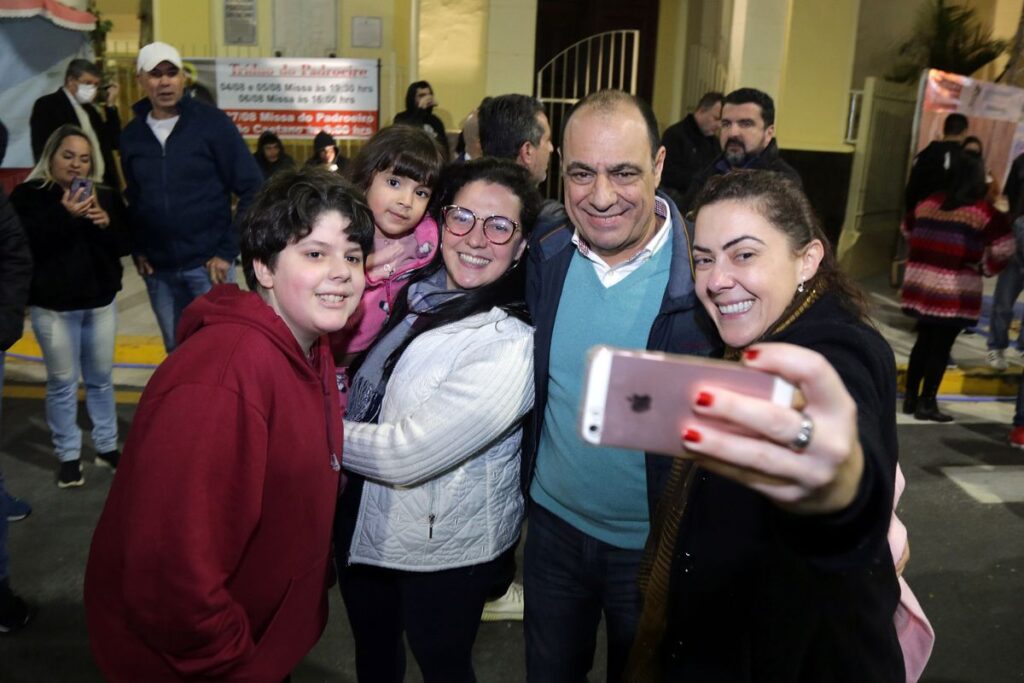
[535,30,640,200]
[835,77,918,279]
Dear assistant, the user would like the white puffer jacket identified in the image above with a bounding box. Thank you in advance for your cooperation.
[343,308,534,571]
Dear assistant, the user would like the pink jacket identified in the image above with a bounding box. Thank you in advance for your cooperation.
[890,464,935,682]
[330,215,439,358]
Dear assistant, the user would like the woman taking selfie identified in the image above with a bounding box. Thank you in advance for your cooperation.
[334,158,540,682]
[628,171,906,681]
[10,124,128,489]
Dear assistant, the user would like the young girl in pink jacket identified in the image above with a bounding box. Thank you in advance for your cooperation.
[330,125,446,371]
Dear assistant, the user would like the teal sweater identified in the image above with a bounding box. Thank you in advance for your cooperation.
[530,242,671,549]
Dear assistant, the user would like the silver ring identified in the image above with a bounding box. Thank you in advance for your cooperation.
[789,413,814,451]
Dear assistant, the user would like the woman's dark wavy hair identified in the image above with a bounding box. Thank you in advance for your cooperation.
[941,152,987,210]
[240,167,375,291]
[692,170,869,321]
[352,158,542,379]
[347,125,446,193]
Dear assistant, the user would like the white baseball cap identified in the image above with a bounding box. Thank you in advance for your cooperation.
[137,42,183,73]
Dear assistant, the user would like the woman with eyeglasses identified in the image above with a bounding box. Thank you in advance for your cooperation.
[333,158,541,682]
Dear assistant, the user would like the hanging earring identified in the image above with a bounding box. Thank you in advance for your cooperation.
[797,281,805,294]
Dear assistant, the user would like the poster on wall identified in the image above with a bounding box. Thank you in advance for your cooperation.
[916,68,1024,191]
[185,57,379,140]
[224,0,257,45]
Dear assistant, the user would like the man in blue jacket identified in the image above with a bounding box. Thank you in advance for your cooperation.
[121,42,262,351]
[523,89,713,682]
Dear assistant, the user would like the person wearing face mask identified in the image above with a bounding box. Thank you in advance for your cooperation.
[30,59,122,193]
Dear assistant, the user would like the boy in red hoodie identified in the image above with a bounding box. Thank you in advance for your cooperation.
[84,168,374,682]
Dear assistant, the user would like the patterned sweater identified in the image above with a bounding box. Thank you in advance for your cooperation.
[900,194,1013,325]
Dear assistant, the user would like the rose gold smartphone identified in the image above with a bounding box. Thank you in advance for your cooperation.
[579,345,796,458]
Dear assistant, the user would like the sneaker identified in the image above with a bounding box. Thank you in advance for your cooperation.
[57,460,84,488]
[1010,426,1024,449]
[988,349,1008,371]
[3,493,31,522]
[95,450,120,470]
[0,581,34,635]
[481,581,524,622]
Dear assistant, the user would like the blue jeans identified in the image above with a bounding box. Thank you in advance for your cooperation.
[988,257,1024,351]
[524,503,644,683]
[30,304,118,462]
[143,265,234,352]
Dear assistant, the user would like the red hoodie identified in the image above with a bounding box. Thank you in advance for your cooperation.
[85,285,342,682]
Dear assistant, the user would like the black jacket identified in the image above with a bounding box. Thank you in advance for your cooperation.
[682,139,802,214]
[659,293,903,681]
[905,140,961,212]
[0,188,32,350]
[393,109,448,158]
[120,95,263,270]
[30,89,122,192]
[524,192,715,518]
[660,114,720,198]
[10,182,130,312]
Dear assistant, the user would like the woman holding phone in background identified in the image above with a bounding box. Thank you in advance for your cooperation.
[627,171,920,681]
[9,124,129,489]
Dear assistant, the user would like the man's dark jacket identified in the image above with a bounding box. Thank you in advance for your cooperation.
[30,89,122,191]
[660,114,720,199]
[119,95,262,270]
[904,140,961,212]
[682,138,802,213]
[0,189,32,351]
[523,191,715,518]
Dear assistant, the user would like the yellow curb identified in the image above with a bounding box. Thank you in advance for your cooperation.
[896,364,1021,397]
[3,384,143,405]
[9,332,167,366]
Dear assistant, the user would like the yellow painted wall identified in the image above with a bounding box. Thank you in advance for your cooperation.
[485,0,537,102]
[775,0,859,152]
[417,0,488,129]
[152,0,212,56]
[147,0,414,122]
[652,0,688,131]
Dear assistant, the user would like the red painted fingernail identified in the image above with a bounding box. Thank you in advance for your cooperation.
[696,391,714,407]
[682,428,702,443]
[743,349,760,361]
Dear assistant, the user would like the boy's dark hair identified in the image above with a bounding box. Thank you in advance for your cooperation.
[696,91,725,111]
[724,87,775,126]
[562,90,661,164]
[478,94,545,160]
[943,113,969,137]
[240,168,375,291]
[348,125,446,193]
[65,59,101,82]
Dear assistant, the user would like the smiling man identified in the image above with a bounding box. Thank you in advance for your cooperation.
[522,90,713,682]
[682,88,801,213]
[120,42,262,352]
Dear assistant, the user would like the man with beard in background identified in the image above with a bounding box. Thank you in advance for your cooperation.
[681,87,801,213]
